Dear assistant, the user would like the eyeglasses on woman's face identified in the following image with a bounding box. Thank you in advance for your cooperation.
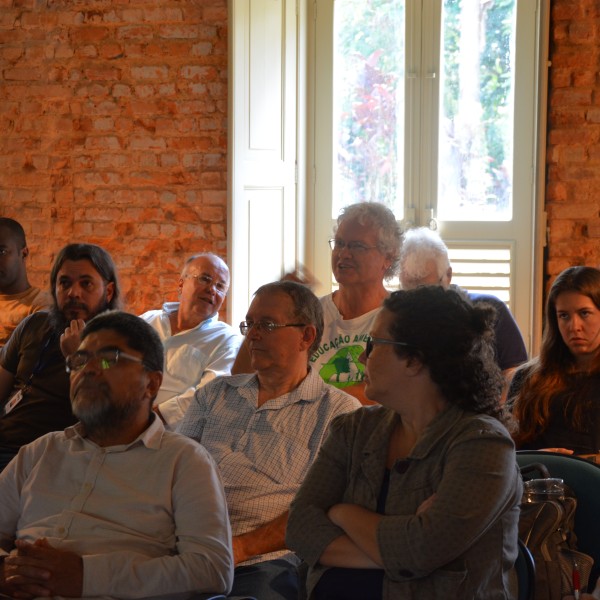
[364,337,412,358]
[328,238,380,254]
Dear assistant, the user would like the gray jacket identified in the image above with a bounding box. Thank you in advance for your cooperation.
[287,404,522,599]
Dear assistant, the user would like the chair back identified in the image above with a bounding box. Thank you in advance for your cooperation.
[515,537,536,600]
[516,451,600,585]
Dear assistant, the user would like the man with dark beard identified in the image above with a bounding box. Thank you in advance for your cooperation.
[0,311,233,599]
[0,243,120,470]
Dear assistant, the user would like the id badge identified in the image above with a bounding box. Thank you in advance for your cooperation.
[4,389,24,415]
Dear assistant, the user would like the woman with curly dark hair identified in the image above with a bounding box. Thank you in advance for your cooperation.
[508,265,600,454]
[286,286,522,600]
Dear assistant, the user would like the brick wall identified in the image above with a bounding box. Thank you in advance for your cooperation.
[546,0,600,278]
[0,0,228,315]
[1,0,596,313]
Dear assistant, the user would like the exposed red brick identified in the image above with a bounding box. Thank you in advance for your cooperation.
[1,1,228,316]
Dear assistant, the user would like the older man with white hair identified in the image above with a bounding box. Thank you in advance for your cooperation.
[399,227,527,381]
[140,253,242,429]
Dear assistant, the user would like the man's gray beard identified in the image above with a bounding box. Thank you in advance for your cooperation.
[72,388,140,440]
[48,303,69,333]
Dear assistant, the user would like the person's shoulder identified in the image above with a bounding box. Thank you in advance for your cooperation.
[321,384,362,411]
[319,293,334,306]
[13,310,52,336]
[161,428,207,451]
[138,308,162,323]
[16,429,69,464]
[208,318,242,337]
[158,429,220,467]
[452,409,513,442]
[26,287,51,310]
[466,290,505,309]
[318,293,336,317]
[202,372,254,394]
[328,404,392,436]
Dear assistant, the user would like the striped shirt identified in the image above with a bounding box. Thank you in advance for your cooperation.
[178,367,360,564]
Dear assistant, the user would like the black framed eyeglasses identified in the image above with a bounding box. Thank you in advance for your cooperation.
[66,348,144,373]
[365,337,413,358]
[239,321,307,335]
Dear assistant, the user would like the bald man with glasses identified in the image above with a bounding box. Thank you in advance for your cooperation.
[178,281,360,600]
[140,253,243,430]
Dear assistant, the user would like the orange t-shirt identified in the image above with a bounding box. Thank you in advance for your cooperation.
[0,286,51,347]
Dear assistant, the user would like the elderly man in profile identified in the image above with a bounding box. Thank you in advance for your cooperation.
[0,243,121,471]
[0,217,50,348]
[0,311,233,599]
[178,280,361,600]
[140,252,242,430]
[399,227,527,381]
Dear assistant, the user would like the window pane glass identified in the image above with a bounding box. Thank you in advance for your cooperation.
[332,0,405,218]
[437,0,516,222]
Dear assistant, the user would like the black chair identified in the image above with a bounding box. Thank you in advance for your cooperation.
[515,538,536,600]
[516,450,600,586]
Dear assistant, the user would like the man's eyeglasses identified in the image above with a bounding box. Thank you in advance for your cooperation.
[66,349,144,373]
[239,321,307,335]
[183,273,229,293]
[365,337,413,358]
[328,239,379,254]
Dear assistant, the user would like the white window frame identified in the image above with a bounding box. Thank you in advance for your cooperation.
[304,0,550,354]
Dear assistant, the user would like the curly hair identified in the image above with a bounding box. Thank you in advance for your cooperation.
[383,286,504,419]
[511,266,600,445]
[399,227,451,287]
[336,202,401,279]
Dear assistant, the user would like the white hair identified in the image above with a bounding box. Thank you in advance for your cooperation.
[336,202,401,280]
[399,227,450,281]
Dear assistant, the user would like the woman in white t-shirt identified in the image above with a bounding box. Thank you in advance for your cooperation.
[310,203,400,404]
[233,202,400,406]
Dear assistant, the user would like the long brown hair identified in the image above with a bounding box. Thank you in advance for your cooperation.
[512,266,600,445]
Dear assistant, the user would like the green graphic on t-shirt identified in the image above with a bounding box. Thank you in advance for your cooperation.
[318,345,365,388]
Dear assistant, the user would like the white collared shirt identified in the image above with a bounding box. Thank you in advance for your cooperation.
[140,302,243,428]
[0,416,233,599]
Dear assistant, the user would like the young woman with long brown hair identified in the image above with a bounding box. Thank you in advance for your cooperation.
[508,266,600,454]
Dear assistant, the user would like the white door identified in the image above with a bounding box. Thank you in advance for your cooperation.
[228,0,298,326]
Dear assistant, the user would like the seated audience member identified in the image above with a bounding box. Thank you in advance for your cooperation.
[0,218,50,347]
[232,202,401,406]
[0,311,233,599]
[508,266,600,455]
[0,243,120,471]
[178,281,361,600]
[140,253,242,429]
[399,227,528,380]
[286,286,522,600]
